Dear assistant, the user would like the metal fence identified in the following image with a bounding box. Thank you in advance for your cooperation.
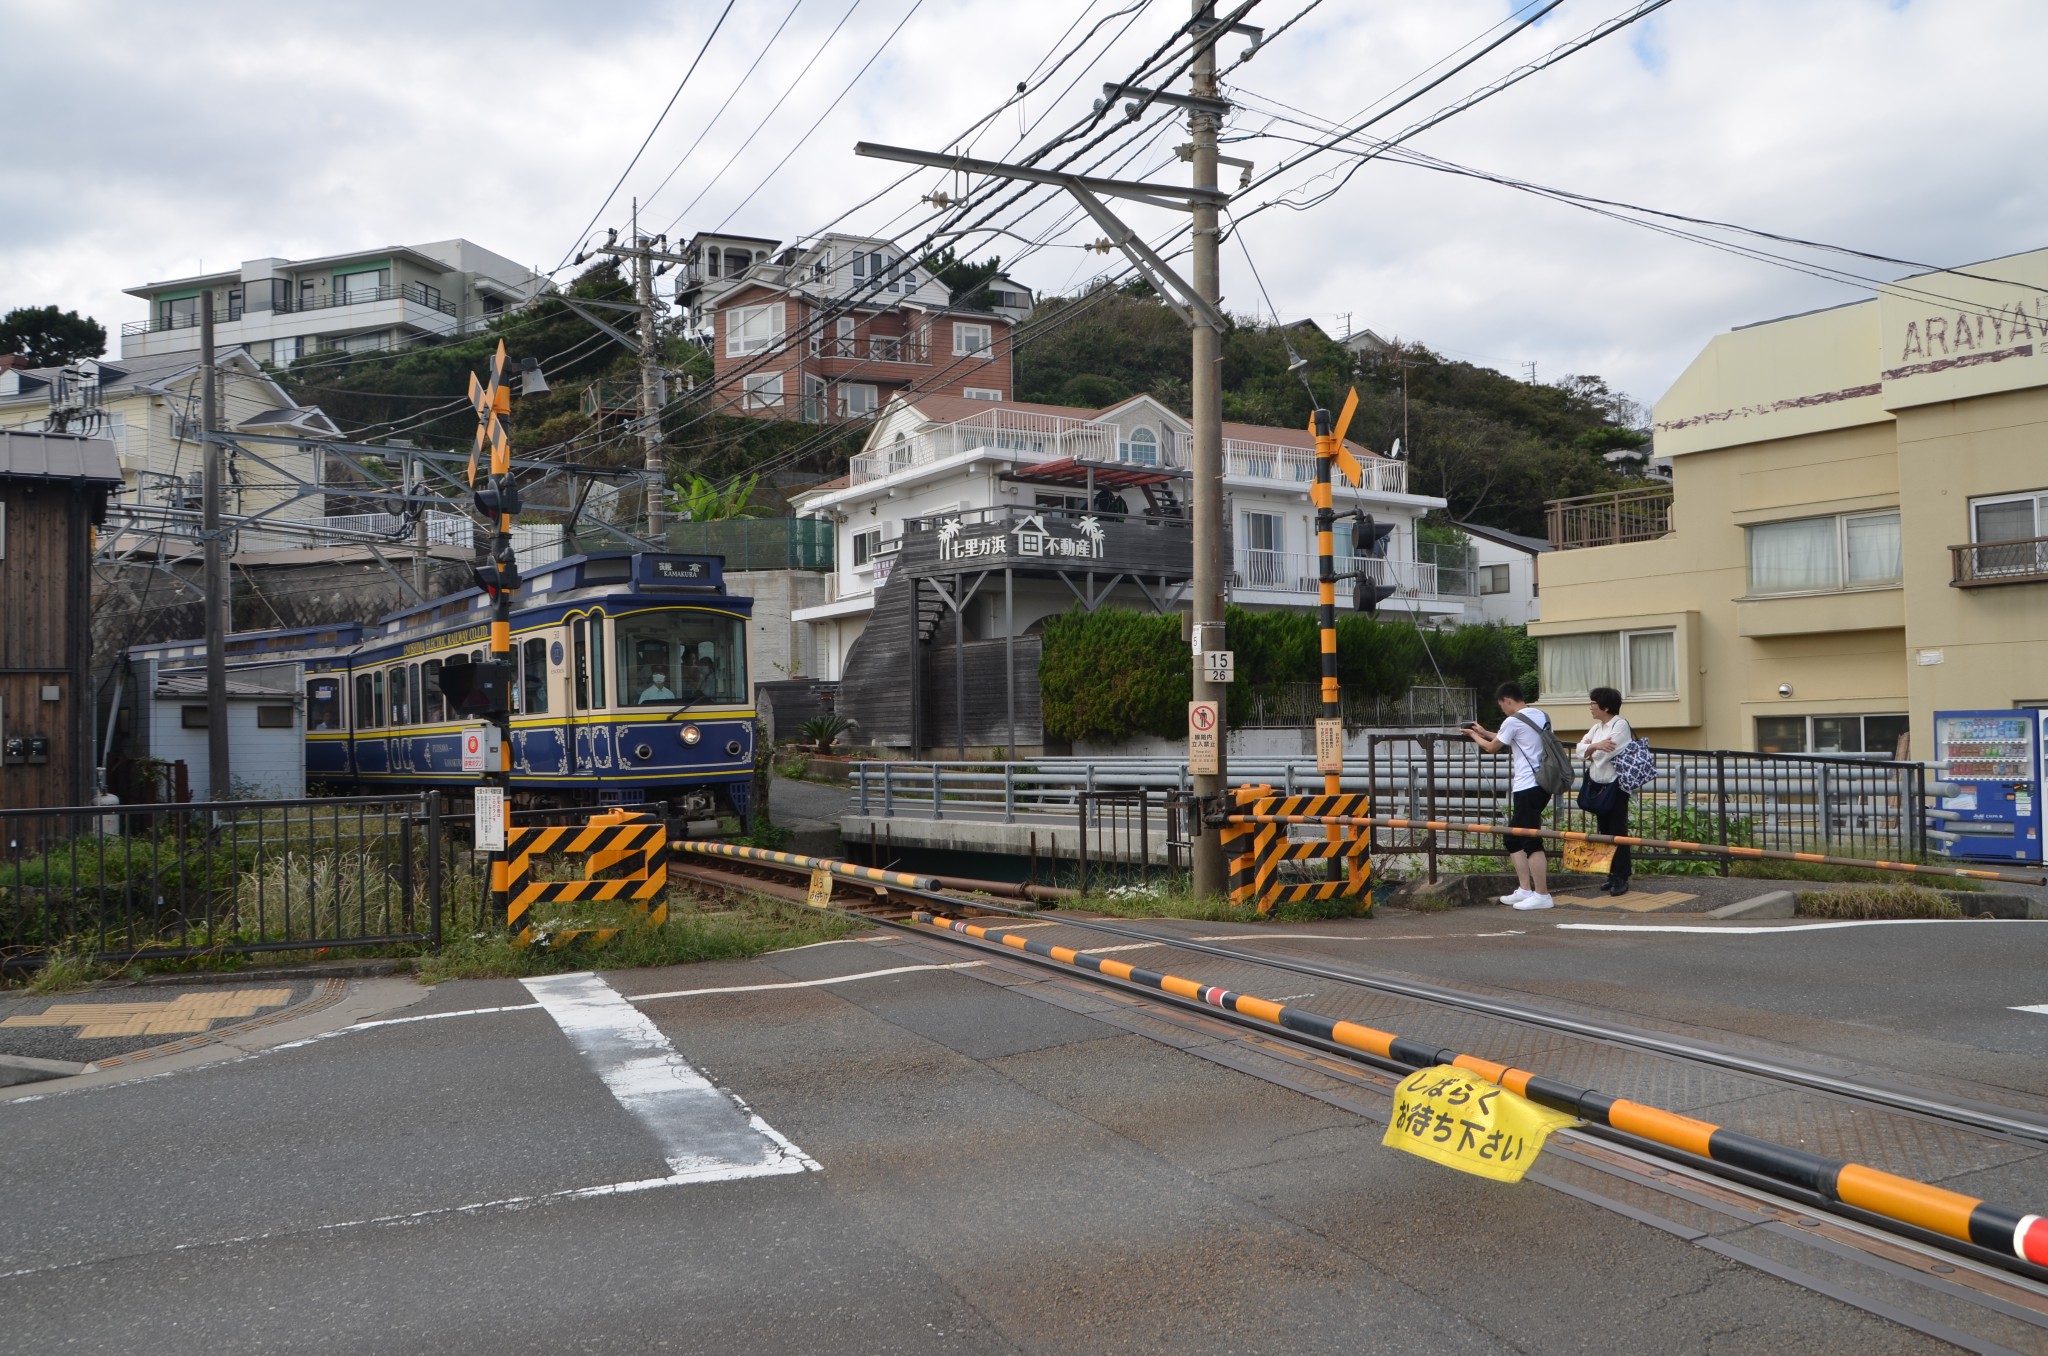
[847,744,1931,876]
[1237,684,1476,729]
[0,794,451,970]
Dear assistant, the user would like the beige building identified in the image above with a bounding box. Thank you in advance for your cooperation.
[1532,245,2048,755]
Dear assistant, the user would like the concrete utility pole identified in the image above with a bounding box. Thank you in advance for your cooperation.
[591,206,688,542]
[1187,0,1228,902]
[199,292,230,801]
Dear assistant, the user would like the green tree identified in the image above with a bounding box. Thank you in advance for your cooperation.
[920,247,1003,310]
[670,471,767,521]
[0,306,105,366]
[1040,609,1189,741]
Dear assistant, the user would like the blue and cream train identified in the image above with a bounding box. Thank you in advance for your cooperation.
[130,553,760,820]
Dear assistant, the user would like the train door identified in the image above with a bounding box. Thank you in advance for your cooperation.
[570,615,611,776]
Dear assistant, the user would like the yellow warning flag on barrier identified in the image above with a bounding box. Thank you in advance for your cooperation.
[1382,1065,1578,1184]
[805,867,835,910]
[1562,840,1616,876]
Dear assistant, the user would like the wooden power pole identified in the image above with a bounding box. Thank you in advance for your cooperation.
[199,291,230,801]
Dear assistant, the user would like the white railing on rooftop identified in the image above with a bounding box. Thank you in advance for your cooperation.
[850,407,1136,485]
[319,512,472,545]
[1224,439,1407,495]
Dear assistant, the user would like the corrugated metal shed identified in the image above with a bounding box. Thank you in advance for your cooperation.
[0,429,123,484]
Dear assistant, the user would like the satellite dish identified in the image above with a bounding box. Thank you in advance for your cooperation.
[1390,438,1403,460]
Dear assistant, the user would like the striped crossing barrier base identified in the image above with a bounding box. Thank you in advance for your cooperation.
[493,809,669,950]
[1221,787,1372,914]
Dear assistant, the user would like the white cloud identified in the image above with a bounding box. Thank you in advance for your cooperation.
[4,0,2044,411]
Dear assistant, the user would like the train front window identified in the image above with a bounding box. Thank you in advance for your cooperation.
[614,611,746,707]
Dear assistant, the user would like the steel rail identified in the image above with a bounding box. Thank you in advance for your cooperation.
[1222,812,2048,886]
[909,907,2048,1278]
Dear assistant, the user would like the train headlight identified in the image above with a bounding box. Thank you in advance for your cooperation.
[680,724,701,746]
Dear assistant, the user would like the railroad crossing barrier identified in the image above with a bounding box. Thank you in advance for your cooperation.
[494,807,669,949]
[1218,812,2047,887]
[674,840,940,892]
[1218,787,1372,914]
[913,909,2048,1272]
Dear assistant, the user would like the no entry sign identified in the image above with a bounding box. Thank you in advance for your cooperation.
[1188,700,1220,776]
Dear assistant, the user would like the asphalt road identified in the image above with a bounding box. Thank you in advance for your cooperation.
[0,928,1982,1355]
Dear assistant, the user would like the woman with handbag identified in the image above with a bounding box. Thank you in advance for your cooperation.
[1575,687,1634,896]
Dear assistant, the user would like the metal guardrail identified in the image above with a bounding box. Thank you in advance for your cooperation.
[0,794,448,968]
[847,743,1932,875]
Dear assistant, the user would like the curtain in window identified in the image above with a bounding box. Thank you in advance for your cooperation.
[1625,630,1676,696]
[1974,499,2038,543]
[1749,518,1839,593]
[1844,513,1901,585]
[1540,632,1620,698]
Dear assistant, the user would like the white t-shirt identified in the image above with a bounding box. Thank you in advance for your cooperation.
[1575,715,1635,784]
[1498,707,1551,793]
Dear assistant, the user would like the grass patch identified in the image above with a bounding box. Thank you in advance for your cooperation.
[1062,876,1371,923]
[18,944,104,994]
[415,889,859,982]
[1795,885,1964,920]
[1736,859,1981,890]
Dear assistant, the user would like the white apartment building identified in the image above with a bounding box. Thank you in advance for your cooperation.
[786,392,1461,753]
[120,240,544,363]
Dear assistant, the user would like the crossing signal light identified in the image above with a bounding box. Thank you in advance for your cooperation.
[438,659,512,717]
[474,473,522,519]
[1353,573,1397,616]
[1353,513,1393,558]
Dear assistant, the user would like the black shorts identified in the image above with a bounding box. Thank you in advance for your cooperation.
[1509,786,1551,842]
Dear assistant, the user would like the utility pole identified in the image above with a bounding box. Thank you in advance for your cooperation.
[1187,0,1228,903]
[199,291,230,802]
[592,207,688,542]
[852,3,1256,902]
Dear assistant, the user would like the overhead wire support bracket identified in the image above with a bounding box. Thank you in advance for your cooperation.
[852,142,1227,331]
[1098,83,1232,119]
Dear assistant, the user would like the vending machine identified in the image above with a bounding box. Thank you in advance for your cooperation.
[1929,710,2042,862]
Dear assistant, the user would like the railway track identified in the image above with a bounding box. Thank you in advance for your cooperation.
[669,850,2048,1354]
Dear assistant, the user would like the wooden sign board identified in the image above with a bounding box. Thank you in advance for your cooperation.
[1315,717,1344,774]
[1188,700,1220,776]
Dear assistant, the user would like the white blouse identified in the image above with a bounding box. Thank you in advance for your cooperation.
[1576,715,1634,784]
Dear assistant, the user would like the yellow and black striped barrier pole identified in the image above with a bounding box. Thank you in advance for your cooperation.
[1220,812,2047,888]
[913,909,2048,1271]
[675,840,940,891]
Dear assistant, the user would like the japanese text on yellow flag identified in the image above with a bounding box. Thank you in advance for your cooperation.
[1382,1065,1579,1183]
[1563,840,1616,876]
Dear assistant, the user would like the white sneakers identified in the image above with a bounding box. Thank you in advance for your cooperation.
[1499,888,1556,910]
[1499,888,1532,905]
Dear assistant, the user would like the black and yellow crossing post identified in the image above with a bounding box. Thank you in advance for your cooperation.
[1312,389,1369,889]
[467,342,526,944]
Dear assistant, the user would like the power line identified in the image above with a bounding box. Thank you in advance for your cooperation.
[637,0,810,221]
[549,2,737,275]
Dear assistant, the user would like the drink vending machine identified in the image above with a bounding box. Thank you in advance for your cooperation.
[1928,710,2043,862]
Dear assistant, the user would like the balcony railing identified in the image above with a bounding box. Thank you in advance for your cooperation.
[320,512,472,545]
[1232,550,1476,600]
[850,407,1135,485]
[122,282,457,336]
[1545,485,1673,550]
[1224,439,1408,496]
[1951,535,2048,587]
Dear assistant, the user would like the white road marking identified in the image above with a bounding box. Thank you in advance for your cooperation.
[2010,1005,2048,1017]
[522,972,817,1184]
[1558,919,2046,935]
[632,961,984,1002]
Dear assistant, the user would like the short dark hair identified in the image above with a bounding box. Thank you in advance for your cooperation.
[1494,681,1524,703]
[1589,686,1623,716]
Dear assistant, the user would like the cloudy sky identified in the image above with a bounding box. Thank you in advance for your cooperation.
[4,0,2042,418]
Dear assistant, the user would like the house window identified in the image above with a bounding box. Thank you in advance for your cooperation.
[418,283,442,309]
[1755,714,1910,758]
[742,372,784,409]
[1746,511,1900,595]
[952,322,994,357]
[256,704,294,729]
[852,527,882,568]
[1118,426,1159,465]
[1480,563,1511,594]
[803,374,826,424]
[300,278,317,309]
[1538,627,1677,701]
[226,288,244,320]
[159,296,199,329]
[836,383,878,417]
[337,269,389,302]
[1240,511,1284,587]
[1967,490,2048,579]
[963,387,1002,401]
[835,316,856,356]
[181,705,209,729]
[726,303,785,356]
[271,337,301,365]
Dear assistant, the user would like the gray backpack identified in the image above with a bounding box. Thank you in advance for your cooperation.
[1507,710,1573,796]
